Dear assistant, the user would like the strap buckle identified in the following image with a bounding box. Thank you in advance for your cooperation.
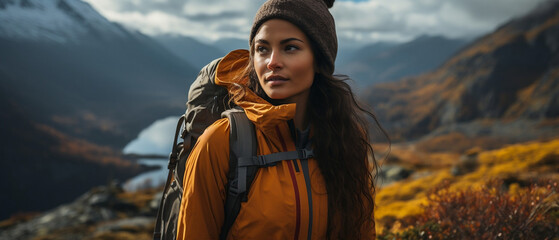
[254,156,279,167]
[298,148,314,160]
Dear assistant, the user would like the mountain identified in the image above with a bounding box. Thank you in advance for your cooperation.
[0,82,151,220]
[336,41,396,69]
[213,37,249,53]
[363,0,559,143]
[154,34,225,70]
[338,35,469,87]
[0,0,199,148]
[0,0,128,43]
[0,0,198,219]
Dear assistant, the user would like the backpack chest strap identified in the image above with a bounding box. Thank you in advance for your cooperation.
[238,148,314,167]
[236,146,313,195]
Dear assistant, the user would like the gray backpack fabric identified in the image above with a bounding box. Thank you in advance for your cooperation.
[153,58,314,240]
[153,58,260,240]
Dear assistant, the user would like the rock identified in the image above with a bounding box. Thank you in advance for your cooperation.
[88,191,112,207]
[451,150,480,176]
[0,186,122,239]
[95,216,155,234]
[379,165,413,186]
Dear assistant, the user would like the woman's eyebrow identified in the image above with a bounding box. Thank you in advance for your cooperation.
[280,37,304,44]
[255,38,304,45]
[255,39,269,44]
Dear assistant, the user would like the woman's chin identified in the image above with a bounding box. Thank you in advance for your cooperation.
[264,92,289,101]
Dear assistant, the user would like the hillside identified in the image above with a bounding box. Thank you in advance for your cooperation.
[154,34,225,70]
[0,0,198,148]
[0,87,151,220]
[338,35,468,87]
[0,0,195,220]
[375,138,559,237]
[363,0,559,143]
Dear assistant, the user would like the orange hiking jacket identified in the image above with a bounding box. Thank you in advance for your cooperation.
[176,50,374,240]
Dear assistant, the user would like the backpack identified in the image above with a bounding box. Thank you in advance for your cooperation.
[153,57,314,240]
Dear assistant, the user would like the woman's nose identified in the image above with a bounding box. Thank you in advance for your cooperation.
[267,51,283,71]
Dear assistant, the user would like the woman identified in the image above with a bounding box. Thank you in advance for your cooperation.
[177,0,384,239]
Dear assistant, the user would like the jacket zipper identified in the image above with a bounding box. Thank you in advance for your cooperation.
[276,126,301,240]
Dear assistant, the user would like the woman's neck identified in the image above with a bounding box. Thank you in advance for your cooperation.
[266,91,310,130]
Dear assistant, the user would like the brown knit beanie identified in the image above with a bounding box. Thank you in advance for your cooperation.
[250,0,337,75]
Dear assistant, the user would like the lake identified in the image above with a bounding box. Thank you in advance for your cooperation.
[123,116,179,191]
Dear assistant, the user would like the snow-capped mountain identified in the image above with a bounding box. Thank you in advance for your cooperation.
[0,0,128,43]
[0,0,205,219]
[0,0,199,148]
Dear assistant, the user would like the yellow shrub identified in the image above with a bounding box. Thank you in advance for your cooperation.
[375,138,559,234]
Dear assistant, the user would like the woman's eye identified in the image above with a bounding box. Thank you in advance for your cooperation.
[256,46,268,54]
[285,45,299,52]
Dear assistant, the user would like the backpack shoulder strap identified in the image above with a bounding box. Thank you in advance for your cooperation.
[220,108,258,240]
[218,108,315,239]
[153,114,186,240]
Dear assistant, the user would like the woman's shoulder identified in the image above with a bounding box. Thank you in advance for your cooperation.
[187,118,231,173]
[197,118,231,144]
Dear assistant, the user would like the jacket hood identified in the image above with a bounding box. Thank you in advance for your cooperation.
[215,49,296,133]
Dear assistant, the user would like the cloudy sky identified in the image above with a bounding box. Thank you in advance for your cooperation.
[83,0,549,45]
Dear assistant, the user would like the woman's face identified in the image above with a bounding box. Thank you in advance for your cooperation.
[253,19,315,105]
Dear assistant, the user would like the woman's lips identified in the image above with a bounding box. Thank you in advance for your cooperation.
[265,75,289,86]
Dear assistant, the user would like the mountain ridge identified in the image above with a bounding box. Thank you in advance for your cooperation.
[363,0,559,142]
[338,35,469,88]
[0,0,197,219]
[154,34,225,70]
[0,0,129,43]
[0,0,199,148]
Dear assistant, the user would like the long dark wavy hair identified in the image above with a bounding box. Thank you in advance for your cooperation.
[231,38,388,239]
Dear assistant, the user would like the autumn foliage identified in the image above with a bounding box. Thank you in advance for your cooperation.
[379,179,559,239]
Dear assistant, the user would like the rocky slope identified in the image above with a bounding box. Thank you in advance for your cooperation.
[0,183,160,240]
[363,0,559,143]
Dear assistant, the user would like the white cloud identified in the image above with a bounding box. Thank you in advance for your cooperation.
[84,0,549,44]
[84,0,264,41]
[331,0,549,42]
